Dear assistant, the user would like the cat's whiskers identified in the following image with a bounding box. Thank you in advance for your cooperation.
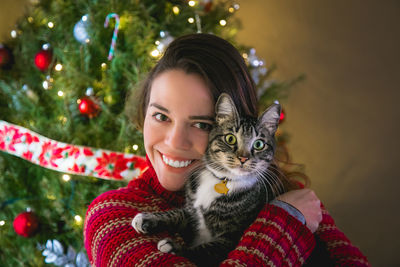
[255,169,275,198]
[268,163,287,179]
[267,164,287,180]
[270,168,286,194]
[255,171,270,202]
[267,165,289,193]
[257,168,285,199]
[265,170,285,197]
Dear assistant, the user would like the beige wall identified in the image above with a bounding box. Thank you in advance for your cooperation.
[236,1,400,266]
[1,1,399,266]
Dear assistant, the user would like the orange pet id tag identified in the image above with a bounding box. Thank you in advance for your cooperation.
[214,179,229,195]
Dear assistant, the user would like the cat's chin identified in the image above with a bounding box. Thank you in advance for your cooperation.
[206,165,255,179]
[229,174,259,192]
[228,167,255,177]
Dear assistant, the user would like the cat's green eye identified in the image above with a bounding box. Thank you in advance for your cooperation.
[253,139,265,150]
[225,134,237,145]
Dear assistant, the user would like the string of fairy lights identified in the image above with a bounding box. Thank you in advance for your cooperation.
[9,0,242,94]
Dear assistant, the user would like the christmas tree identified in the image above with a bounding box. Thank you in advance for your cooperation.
[0,0,295,266]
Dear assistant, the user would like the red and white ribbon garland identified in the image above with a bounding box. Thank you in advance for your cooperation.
[0,120,148,181]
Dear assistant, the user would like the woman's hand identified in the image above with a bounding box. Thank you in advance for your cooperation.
[277,189,322,233]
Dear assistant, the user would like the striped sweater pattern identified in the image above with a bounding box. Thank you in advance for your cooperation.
[84,164,370,266]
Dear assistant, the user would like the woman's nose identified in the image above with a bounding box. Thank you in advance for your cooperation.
[165,124,192,150]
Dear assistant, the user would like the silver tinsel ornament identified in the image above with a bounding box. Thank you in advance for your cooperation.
[38,239,90,267]
[156,31,174,53]
[247,48,267,85]
[73,15,90,44]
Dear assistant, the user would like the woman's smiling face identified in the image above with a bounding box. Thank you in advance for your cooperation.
[143,69,215,191]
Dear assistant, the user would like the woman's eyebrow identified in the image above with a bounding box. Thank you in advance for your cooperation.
[189,115,215,121]
[149,103,169,113]
[150,103,214,121]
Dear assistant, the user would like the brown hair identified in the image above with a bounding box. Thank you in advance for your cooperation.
[127,33,308,189]
[129,33,258,130]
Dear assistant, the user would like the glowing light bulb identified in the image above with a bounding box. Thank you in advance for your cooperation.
[172,6,180,15]
[151,49,160,57]
[85,87,94,96]
[55,64,63,71]
[11,30,17,38]
[132,144,139,151]
[58,91,64,97]
[188,1,196,7]
[101,63,107,70]
[219,20,227,26]
[188,17,195,24]
[48,22,54,28]
[0,220,5,226]
[74,215,82,224]
[62,174,71,181]
[43,80,49,90]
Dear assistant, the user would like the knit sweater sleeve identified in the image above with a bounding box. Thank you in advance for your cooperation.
[220,204,316,266]
[315,206,371,266]
[83,185,196,267]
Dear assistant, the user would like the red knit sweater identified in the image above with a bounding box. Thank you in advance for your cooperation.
[84,164,370,266]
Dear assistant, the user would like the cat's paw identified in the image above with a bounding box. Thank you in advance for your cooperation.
[157,238,178,254]
[132,213,146,234]
[132,213,164,234]
[132,213,156,234]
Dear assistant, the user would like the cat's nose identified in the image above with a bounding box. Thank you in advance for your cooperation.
[238,157,248,163]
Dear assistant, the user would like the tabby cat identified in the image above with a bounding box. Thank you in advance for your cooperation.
[132,93,283,266]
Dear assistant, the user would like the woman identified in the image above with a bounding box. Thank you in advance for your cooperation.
[84,34,370,266]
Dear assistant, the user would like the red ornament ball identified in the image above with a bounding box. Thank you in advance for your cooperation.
[279,108,285,124]
[13,211,39,238]
[0,45,13,69]
[78,97,100,118]
[34,49,52,71]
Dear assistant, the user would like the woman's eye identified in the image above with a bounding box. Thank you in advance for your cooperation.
[153,113,169,122]
[225,134,237,145]
[193,122,213,131]
[253,139,265,150]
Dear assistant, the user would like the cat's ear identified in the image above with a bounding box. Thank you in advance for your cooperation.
[258,103,281,136]
[215,93,239,125]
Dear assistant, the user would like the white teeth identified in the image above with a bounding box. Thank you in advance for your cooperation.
[162,155,192,168]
